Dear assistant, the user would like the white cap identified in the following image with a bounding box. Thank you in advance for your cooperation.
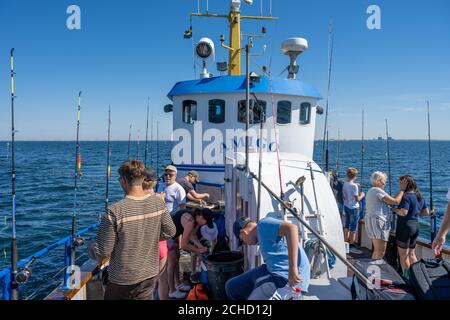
[200,222,218,241]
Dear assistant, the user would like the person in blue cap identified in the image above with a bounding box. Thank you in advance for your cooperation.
[225,216,310,300]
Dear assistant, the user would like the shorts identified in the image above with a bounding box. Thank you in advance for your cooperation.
[396,219,419,249]
[365,215,390,241]
[159,241,168,260]
[167,238,179,251]
[344,206,359,232]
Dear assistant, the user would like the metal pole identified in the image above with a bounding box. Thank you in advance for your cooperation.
[245,44,250,174]
[10,48,19,300]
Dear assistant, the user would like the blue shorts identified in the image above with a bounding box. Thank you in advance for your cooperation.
[344,206,359,232]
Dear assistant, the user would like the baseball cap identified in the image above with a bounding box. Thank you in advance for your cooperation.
[188,170,200,182]
[200,222,218,241]
[165,165,177,173]
[233,217,252,246]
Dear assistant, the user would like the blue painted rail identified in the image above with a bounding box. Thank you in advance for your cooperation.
[0,222,99,300]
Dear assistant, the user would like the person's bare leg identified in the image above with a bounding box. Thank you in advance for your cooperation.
[158,262,169,300]
[174,248,181,287]
[398,247,410,272]
[167,249,178,294]
[344,228,350,242]
[372,239,387,260]
[349,231,356,245]
[408,249,418,267]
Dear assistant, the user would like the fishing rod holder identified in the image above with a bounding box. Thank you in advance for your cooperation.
[14,256,37,284]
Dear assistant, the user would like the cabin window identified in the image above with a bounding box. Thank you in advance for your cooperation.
[209,99,226,124]
[182,100,197,124]
[277,101,292,124]
[237,100,267,124]
[300,102,311,125]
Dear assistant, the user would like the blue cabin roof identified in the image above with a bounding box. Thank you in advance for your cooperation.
[167,75,322,100]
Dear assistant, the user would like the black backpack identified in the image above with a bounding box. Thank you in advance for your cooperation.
[409,259,450,300]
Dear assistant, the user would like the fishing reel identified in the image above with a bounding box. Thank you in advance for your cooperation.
[15,256,37,284]
[72,236,85,248]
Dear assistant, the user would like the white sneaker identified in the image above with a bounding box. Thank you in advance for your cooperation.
[169,289,188,299]
[176,283,192,292]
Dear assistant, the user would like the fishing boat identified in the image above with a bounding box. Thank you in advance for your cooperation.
[1,0,449,301]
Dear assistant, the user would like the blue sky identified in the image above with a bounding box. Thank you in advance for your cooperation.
[0,0,449,141]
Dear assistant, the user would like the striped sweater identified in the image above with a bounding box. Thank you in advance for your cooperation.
[91,194,176,285]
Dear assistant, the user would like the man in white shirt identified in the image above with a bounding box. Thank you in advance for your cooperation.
[163,165,186,215]
[342,168,365,246]
[432,188,450,256]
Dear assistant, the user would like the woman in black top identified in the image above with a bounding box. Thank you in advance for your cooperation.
[166,208,214,298]
[393,175,429,278]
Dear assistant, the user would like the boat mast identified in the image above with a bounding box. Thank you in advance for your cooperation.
[9,48,19,300]
[190,0,277,76]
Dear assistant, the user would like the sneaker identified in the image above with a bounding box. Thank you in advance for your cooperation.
[176,283,192,292]
[168,289,188,299]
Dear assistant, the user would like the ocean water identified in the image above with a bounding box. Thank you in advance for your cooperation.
[0,140,449,299]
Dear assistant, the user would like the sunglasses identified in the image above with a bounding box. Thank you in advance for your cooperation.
[164,172,175,177]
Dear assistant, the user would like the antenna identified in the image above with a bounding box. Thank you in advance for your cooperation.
[281,38,308,80]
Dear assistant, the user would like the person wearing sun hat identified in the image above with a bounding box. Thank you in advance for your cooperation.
[225,215,310,300]
[177,170,210,204]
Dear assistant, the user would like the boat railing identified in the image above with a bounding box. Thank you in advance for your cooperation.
[0,222,99,300]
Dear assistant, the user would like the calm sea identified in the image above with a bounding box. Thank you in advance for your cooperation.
[0,140,449,299]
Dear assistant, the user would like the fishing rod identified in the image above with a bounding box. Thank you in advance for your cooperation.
[156,120,160,182]
[427,101,437,242]
[136,129,140,160]
[127,124,132,160]
[385,119,392,195]
[336,128,340,172]
[10,48,19,300]
[361,109,365,192]
[321,19,334,168]
[69,91,84,286]
[105,106,111,218]
[251,92,264,224]
[144,98,150,166]
[325,130,329,173]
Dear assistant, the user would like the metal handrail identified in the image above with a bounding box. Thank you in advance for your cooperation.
[248,170,376,290]
[0,222,99,300]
